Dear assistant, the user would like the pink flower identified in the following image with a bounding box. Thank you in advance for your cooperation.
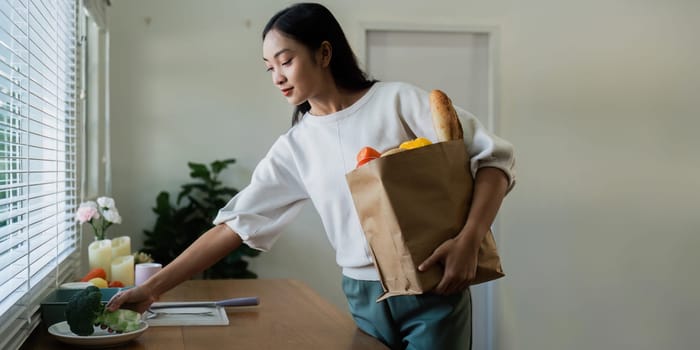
[75,197,121,240]
[76,201,100,224]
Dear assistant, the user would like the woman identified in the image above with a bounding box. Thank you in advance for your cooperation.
[107,3,515,349]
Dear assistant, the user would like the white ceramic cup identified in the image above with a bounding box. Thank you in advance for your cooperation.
[134,263,162,286]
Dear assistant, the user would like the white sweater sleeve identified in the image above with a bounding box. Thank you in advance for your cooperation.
[397,83,516,192]
[456,106,517,193]
[212,136,308,251]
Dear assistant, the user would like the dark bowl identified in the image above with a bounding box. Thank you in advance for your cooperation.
[40,287,122,328]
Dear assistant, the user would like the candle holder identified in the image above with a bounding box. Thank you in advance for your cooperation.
[87,239,113,281]
[111,255,135,286]
[111,236,132,258]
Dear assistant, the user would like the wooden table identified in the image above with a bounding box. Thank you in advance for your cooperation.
[21,279,388,349]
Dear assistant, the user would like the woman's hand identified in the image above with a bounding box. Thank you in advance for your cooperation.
[419,167,510,295]
[106,285,157,314]
[418,232,480,295]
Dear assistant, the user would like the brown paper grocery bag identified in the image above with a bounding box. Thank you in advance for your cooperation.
[346,140,504,302]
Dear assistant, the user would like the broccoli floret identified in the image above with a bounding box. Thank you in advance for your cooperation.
[65,286,104,336]
[64,286,141,336]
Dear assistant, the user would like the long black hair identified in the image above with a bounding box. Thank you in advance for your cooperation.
[263,3,376,125]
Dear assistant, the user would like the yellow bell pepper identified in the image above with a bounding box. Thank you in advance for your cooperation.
[88,277,108,288]
[399,137,432,150]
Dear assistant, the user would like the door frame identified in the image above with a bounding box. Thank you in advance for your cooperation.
[356,22,501,132]
[356,21,503,350]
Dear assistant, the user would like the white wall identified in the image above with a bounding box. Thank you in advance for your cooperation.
[108,1,700,349]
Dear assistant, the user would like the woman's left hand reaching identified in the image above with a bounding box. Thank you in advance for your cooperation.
[418,231,480,295]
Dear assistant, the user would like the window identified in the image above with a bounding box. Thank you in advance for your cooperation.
[0,1,79,349]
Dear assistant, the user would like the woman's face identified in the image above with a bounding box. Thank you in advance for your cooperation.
[263,29,326,106]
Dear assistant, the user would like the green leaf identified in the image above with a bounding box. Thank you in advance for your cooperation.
[188,162,210,180]
[211,159,236,175]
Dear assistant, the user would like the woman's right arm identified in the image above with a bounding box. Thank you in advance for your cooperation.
[106,224,242,313]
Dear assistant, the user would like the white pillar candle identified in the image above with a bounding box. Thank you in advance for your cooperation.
[88,239,112,281]
[111,255,135,286]
[111,236,131,258]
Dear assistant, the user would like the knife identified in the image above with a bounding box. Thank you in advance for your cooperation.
[150,296,260,309]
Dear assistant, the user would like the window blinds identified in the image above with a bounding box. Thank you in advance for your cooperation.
[0,0,78,348]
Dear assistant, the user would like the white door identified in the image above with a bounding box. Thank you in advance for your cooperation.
[364,27,497,350]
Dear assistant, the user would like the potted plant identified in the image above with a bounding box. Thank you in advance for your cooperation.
[141,159,260,278]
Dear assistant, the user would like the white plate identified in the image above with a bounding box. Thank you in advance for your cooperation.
[48,320,148,348]
[59,282,93,289]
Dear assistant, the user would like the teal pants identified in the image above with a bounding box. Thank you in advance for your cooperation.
[342,276,472,350]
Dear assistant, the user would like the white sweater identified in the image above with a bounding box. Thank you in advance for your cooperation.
[213,81,515,281]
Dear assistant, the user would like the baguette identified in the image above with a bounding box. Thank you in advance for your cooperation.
[429,90,463,141]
